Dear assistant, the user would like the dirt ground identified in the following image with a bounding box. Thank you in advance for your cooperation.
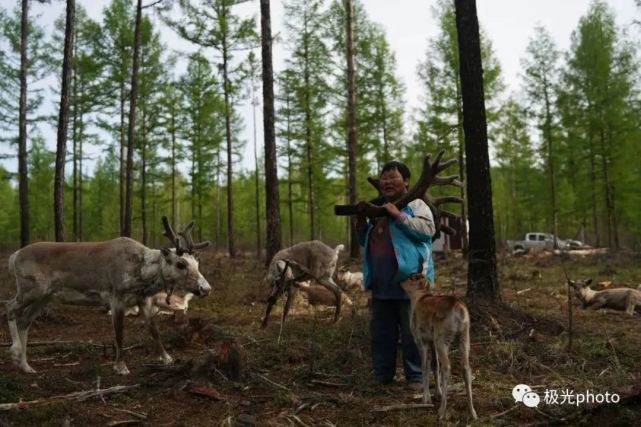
[1,248,641,426]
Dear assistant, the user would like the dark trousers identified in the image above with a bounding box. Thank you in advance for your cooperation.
[369,298,422,383]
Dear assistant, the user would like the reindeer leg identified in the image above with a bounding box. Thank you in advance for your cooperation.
[318,277,342,323]
[110,300,129,375]
[460,322,477,420]
[142,298,173,364]
[278,287,295,345]
[8,285,50,374]
[421,343,432,404]
[436,340,450,420]
[433,343,441,399]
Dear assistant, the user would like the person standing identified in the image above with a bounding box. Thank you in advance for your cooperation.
[356,161,436,385]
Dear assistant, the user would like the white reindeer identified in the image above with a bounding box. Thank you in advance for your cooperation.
[569,278,641,315]
[262,241,344,328]
[335,266,364,291]
[6,217,210,375]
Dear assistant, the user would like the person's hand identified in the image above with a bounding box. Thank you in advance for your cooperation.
[356,201,369,228]
[383,202,401,220]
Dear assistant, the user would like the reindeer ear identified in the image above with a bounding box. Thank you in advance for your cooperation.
[160,247,171,258]
[586,278,592,285]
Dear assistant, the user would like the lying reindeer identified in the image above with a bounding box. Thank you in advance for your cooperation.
[400,273,477,421]
[6,217,210,374]
[119,291,194,317]
[569,278,641,315]
[335,266,364,292]
[295,281,356,318]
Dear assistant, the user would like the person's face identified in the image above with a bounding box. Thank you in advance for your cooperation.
[380,168,409,202]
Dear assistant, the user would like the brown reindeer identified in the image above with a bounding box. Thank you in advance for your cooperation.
[400,273,477,420]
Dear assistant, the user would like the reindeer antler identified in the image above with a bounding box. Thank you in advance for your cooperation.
[178,221,211,254]
[162,216,184,256]
[334,150,464,238]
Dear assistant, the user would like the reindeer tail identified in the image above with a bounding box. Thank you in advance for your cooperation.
[335,244,345,254]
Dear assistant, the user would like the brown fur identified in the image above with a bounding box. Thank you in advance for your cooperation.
[400,274,477,421]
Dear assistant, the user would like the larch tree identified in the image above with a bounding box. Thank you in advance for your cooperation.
[53,0,75,242]
[454,0,500,300]
[165,0,258,257]
[260,0,282,264]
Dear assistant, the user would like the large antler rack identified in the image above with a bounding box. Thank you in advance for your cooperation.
[334,150,464,238]
[161,216,211,255]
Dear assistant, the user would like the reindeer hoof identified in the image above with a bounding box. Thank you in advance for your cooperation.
[113,362,130,375]
[21,363,37,374]
[438,408,448,420]
[9,345,21,361]
[469,409,478,420]
[160,353,174,365]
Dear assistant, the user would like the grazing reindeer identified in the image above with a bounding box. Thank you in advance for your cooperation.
[262,241,344,328]
[335,266,364,292]
[400,273,477,420]
[569,278,641,315]
[6,217,210,374]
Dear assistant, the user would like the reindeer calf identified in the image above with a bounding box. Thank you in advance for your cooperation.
[569,278,641,315]
[336,266,364,292]
[400,273,477,420]
[295,281,355,317]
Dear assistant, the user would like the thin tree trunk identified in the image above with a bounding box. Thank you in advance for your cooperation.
[119,82,126,234]
[72,51,79,241]
[141,106,147,245]
[303,39,316,241]
[345,0,358,259]
[123,0,143,237]
[222,45,236,257]
[54,0,76,242]
[78,110,83,241]
[18,0,30,248]
[544,89,559,249]
[588,134,600,247]
[599,127,613,248]
[286,103,294,246]
[171,108,177,226]
[215,147,221,250]
[454,0,500,300]
[252,87,261,259]
[455,78,469,253]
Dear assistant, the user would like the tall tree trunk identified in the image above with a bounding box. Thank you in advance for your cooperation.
[78,108,83,241]
[72,50,79,241]
[119,82,126,234]
[261,0,282,262]
[544,90,559,249]
[345,0,358,259]
[252,89,261,259]
[599,127,613,248]
[171,108,177,226]
[123,0,143,237]
[286,106,294,246]
[455,0,500,300]
[588,134,600,247]
[141,107,147,245]
[455,78,469,253]
[18,0,30,248]
[222,43,236,257]
[215,147,221,250]
[54,0,76,242]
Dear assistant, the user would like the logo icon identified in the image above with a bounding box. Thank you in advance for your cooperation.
[513,384,540,408]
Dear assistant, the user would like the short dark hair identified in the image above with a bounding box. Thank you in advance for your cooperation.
[380,160,411,180]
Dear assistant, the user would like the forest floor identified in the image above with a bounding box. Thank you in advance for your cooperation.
[1,248,641,426]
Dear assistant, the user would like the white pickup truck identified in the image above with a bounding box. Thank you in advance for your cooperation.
[505,232,569,253]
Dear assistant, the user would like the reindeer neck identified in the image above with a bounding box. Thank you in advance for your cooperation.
[140,249,164,287]
[583,286,597,301]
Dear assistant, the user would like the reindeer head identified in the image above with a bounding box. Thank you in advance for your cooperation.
[161,217,211,297]
[568,278,593,302]
[400,273,431,295]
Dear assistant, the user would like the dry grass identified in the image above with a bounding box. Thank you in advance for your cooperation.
[0,248,640,426]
